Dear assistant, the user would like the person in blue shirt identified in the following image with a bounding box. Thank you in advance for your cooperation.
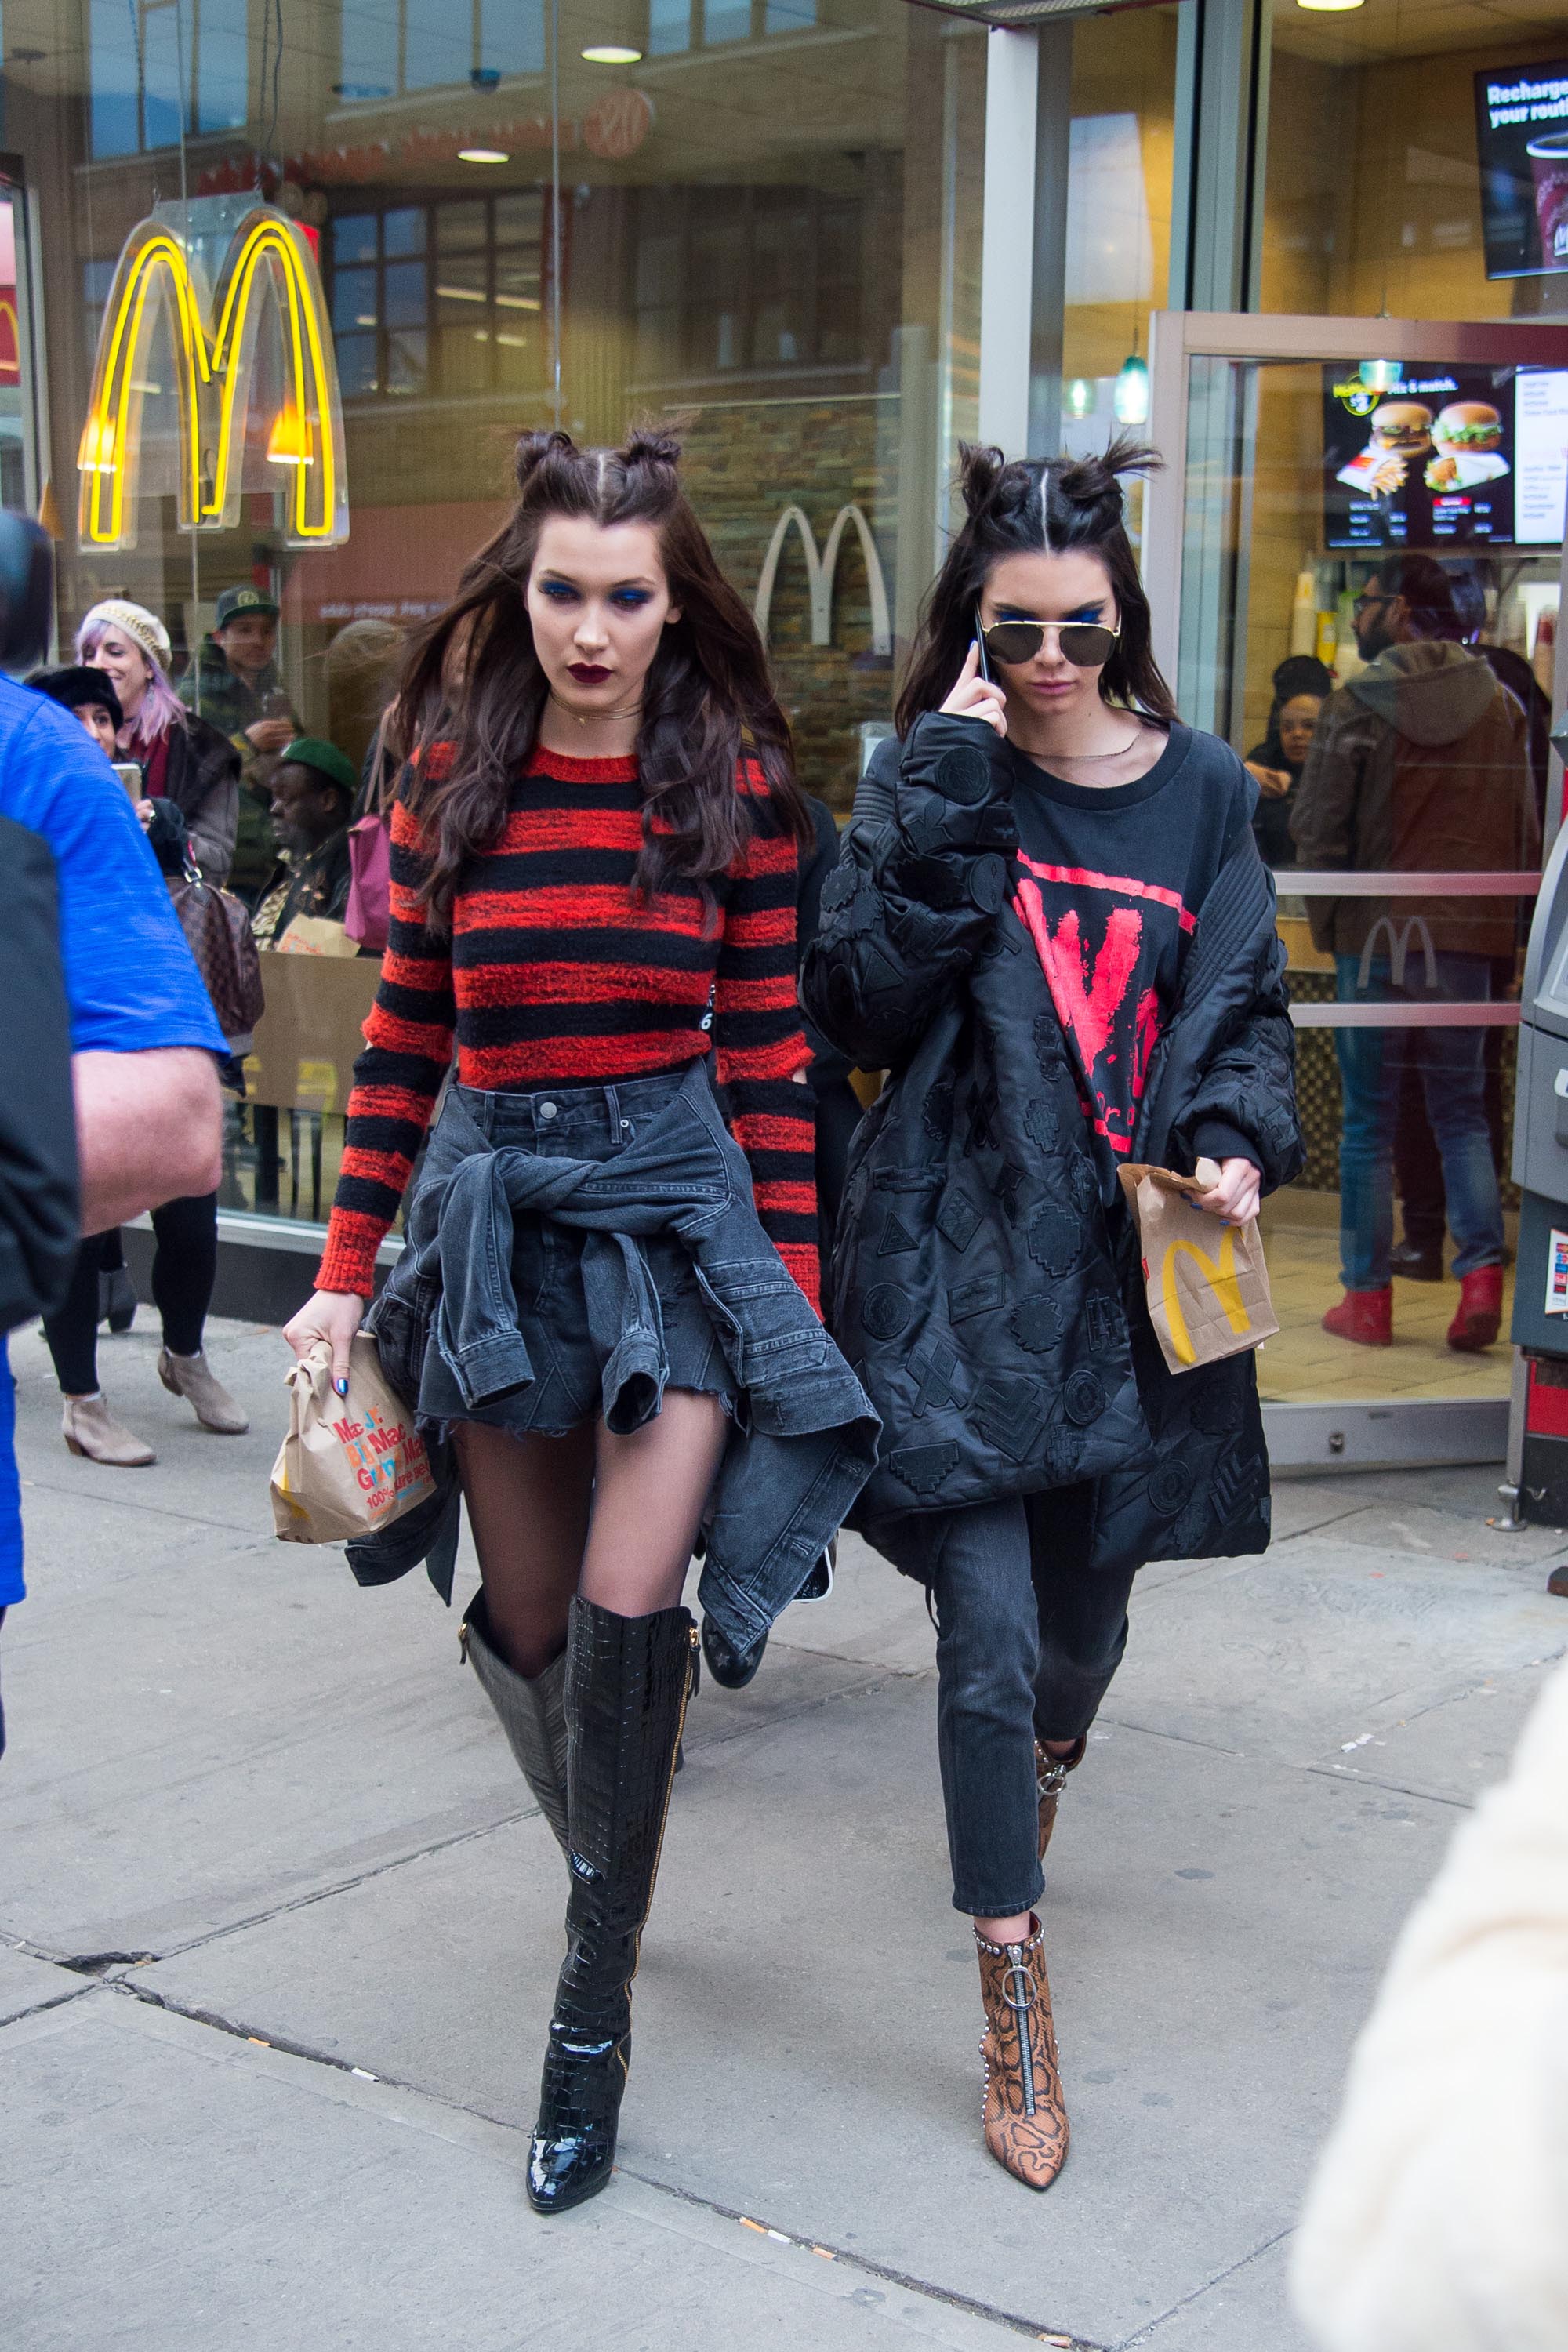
[0,670,226,1752]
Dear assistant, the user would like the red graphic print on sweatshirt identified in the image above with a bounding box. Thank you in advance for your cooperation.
[1013,855,1195,1156]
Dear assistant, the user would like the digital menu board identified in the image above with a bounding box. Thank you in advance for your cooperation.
[1324,363,1568,549]
[1476,62,1568,278]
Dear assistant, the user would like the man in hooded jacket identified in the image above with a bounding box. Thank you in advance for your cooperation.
[1290,551,1537,1352]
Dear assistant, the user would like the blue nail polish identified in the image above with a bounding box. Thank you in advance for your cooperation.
[335,1377,349,1396]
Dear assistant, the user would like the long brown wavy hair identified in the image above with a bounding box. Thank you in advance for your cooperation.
[396,427,808,930]
[895,439,1179,738]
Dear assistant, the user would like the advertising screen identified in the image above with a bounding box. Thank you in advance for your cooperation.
[1475,62,1568,278]
[1323,363,1568,550]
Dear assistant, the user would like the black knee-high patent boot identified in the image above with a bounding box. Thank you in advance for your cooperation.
[526,1593,696,2216]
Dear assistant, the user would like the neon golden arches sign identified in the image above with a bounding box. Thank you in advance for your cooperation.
[78,202,347,553]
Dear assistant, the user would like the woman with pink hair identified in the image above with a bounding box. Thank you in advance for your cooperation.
[76,601,238,882]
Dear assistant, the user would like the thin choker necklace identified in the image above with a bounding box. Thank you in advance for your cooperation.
[1044,731,1142,763]
[549,690,642,729]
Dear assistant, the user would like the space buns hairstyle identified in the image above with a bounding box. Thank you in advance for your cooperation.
[397,425,807,932]
[895,437,1178,736]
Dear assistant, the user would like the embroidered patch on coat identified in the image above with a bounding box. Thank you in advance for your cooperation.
[1023,1095,1060,1150]
[1011,1295,1061,1354]
[973,1374,1050,1465]
[935,746,992,804]
[877,1210,919,1256]
[1027,1208,1081,1276]
[1082,1291,1123,1351]
[1063,1369,1107,1425]
[910,1341,967,1416]
[1149,1460,1196,1516]
[889,1441,961,1497]
[936,1192,982,1251]
[949,1273,1006,1323]
[862,1284,911,1341]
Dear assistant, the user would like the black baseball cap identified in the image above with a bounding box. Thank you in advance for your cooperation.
[215,584,279,628]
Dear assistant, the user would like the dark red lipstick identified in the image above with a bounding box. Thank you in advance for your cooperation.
[567,662,612,684]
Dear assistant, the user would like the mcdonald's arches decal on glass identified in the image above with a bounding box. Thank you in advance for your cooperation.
[753,503,891,656]
[78,196,348,553]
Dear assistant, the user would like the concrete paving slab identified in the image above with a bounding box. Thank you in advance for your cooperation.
[0,1944,86,2027]
[1127,2234,1305,2352]
[0,1508,904,1962]
[1305,1653,1561,1809]
[136,1673,1451,2350]
[0,1991,1042,2352]
[1109,1535,1566,1765]
[1301,1497,1568,1570]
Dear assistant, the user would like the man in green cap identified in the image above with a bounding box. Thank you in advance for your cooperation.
[252,738,361,949]
[181,584,300,903]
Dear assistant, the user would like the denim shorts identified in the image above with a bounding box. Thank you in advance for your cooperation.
[450,1069,736,1435]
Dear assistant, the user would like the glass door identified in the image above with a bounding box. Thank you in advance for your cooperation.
[1145,314,1568,1465]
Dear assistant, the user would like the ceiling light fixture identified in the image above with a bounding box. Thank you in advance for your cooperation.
[581,42,644,61]
[1295,0,1365,14]
[458,147,510,165]
[1113,352,1149,426]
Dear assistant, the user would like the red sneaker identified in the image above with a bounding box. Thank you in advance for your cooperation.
[1447,1265,1503,1352]
[1322,1287,1393,1346]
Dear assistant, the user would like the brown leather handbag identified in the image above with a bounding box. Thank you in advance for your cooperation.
[166,855,264,1040]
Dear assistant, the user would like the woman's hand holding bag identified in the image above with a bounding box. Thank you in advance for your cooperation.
[270,1331,434,1544]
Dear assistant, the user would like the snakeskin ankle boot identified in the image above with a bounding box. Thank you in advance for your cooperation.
[459,1592,570,1859]
[1035,1736,1087,1862]
[527,1595,696,2216]
[975,1915,1069,2191]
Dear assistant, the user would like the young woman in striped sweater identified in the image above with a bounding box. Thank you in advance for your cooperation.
[284,430,862,2213]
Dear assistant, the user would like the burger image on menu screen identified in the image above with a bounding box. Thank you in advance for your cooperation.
[1425,401,1508,489]
[1337,401,1434,496]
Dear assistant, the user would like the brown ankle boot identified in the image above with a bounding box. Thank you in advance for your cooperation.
[975,1916,1069,2190]
[1035,1737,1087,1861]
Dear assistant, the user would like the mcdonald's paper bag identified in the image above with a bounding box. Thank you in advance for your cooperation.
[1117,1159,1278,1375]
[270,1336,435,1544]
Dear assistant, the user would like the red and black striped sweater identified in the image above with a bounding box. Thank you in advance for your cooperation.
[317,744,818,1306]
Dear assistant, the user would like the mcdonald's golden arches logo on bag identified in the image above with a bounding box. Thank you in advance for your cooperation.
[1118,1161,1279,1375]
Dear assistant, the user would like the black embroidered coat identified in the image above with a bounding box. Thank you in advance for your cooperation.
[800,713,1305,1577]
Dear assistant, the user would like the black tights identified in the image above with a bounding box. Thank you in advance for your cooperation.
[43,1194,218,1395]
[452,1390,729,1679]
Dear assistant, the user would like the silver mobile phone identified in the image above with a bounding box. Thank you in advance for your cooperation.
[111,761,142,803]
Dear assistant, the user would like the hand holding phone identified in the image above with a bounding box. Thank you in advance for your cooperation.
[938,637,1008,738]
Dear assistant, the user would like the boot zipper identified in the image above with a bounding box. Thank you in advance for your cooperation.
[1004,1947,1036,2118]
[458,1617,470,1663]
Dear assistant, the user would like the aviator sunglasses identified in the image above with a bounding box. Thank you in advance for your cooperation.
[976,608,1120,671]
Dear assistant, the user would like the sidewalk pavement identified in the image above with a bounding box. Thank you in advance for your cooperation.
[2,1310,1566,2352]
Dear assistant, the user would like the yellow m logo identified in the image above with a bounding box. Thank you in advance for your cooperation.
[78,198,346,554]
[1160,1229,1253,1369]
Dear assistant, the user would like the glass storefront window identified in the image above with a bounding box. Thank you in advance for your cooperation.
[5,0,992,1230]
[1261,0,1568,322]
[1152,322,1564,1418]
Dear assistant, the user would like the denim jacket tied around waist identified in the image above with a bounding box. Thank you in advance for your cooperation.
[354,1058,880,1653]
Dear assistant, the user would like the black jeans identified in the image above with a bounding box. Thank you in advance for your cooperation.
[42,1192,218,1394]
[906,1495,1138,1918]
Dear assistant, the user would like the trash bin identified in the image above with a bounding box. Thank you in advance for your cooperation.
[1509,812,1568,1520]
